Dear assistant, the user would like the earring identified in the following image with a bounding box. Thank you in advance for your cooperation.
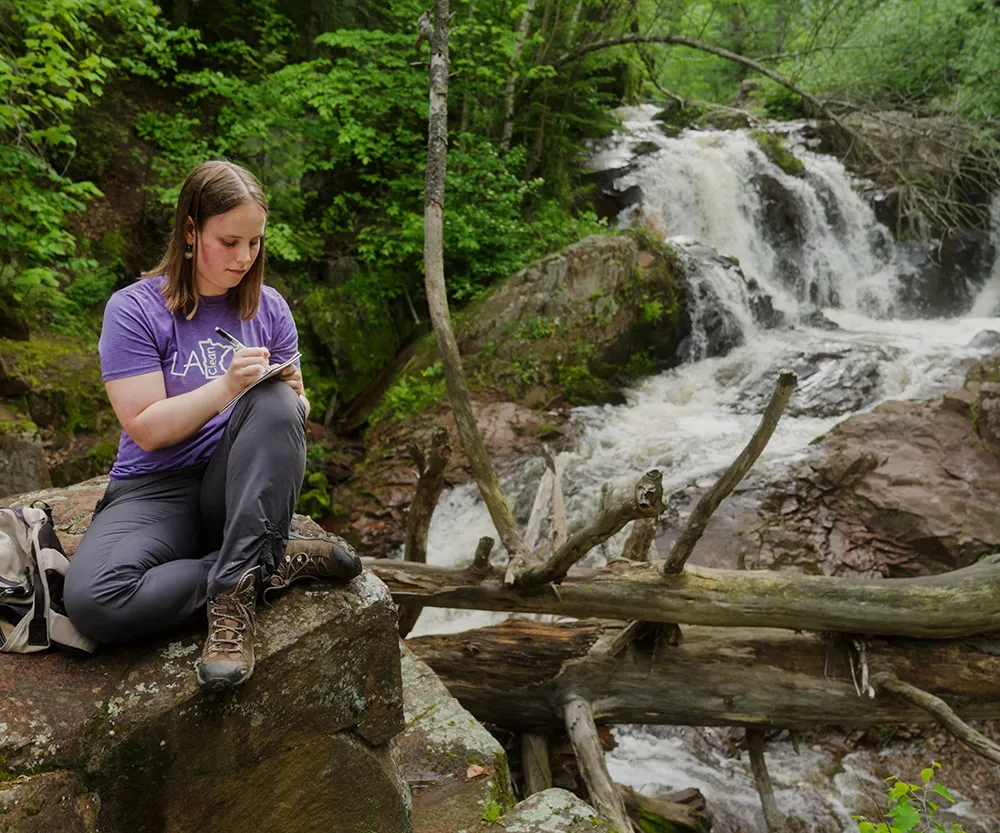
[184,243,193,260]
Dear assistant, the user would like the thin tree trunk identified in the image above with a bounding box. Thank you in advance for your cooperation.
[747,730,785,833]
[522,734,553,796]
[399,428,451,637]
[501,0,540,153]
[563,696,633,832]
[565,0,584,44]
[422,0,528,566]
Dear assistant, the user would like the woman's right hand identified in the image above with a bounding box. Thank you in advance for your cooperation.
[224,347,271,395]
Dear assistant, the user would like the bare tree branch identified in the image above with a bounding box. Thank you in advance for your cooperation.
[872,672,1000,766]
[663,370,796,575]
[513,470,664,588]
[621,518,656,562]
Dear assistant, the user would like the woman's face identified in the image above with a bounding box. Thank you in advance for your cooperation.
[186,201,267,296]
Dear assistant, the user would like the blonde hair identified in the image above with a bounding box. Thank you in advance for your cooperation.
[143,160,268,320]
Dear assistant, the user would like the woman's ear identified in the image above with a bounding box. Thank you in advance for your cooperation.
[184,216,196,246]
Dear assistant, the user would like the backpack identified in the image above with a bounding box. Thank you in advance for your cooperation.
[0,503,97,655]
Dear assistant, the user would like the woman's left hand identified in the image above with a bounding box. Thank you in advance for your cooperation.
[280,363,305,396]
[280,364,311,418]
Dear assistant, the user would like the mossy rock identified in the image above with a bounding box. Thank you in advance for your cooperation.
[299,285,406,404]
[751,131,806,177]
[49,436,119,487]
[369,233,689,423]
[0,335,114,439]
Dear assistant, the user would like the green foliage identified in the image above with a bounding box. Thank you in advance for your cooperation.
[854,763,966,833]
[640,299,665,324]
[297,471,332,521]
[370,362,446,423]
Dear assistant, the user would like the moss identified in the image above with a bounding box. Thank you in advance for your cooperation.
[0,335,113,438]
[0,417,38,436]
[751,131,806,177]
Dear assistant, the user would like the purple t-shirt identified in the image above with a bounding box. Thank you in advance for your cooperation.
[99,276,299,479]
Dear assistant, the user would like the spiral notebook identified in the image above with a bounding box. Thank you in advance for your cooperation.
[219,352,301,413]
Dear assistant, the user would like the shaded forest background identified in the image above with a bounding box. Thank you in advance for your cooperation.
[4,0,1000,415]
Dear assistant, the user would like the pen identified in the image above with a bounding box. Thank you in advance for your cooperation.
[215,327,247,352]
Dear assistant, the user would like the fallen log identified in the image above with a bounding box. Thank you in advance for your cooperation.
[406,619,1000,731]
[370,554,1000,638]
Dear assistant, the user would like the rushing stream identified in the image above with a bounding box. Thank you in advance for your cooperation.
[408,107,1000,831]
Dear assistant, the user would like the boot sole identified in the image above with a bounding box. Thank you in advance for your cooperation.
[196,668,254,692]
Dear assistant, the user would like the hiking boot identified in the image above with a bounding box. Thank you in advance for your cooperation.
[197,568,259,692]
[263,530,362,599]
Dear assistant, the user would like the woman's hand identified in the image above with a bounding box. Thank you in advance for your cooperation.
[279,363,304,396]
[280,364,311,418]
[224,346,271,396]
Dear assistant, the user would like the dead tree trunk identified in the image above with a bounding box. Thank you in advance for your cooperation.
[563,696,633,832]
[421,0,528,567]
[368,553,1000,638]
[406,619,1000,731]
[398,428,451,637]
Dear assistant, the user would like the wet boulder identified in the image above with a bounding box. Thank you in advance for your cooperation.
[968,329,1000,351]
[731,341,894,419]
[0,480,411,833]
[661,392,1000,578]
[500,789,612,832]
[399,645,515,833]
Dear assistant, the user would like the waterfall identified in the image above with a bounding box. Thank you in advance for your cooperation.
[411,106,1000,831]
[587,106,913,330]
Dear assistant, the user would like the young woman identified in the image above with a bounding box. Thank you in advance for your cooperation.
[64,160,361,691]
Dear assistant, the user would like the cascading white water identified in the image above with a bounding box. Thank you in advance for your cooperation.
[408,107,1000,830]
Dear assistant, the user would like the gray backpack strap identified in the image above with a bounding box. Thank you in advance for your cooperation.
[0,507,97,655]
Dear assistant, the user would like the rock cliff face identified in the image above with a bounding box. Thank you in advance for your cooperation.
[661,375,1000,578]
[0,480,411,833]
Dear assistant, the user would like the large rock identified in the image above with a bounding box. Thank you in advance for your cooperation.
[0,481,412,833]
[663,394,1000,577]
[500,789,613,833]
[0,420,50,499]
[399,645,515,833]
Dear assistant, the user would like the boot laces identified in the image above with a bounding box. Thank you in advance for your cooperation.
[206,596,254,655]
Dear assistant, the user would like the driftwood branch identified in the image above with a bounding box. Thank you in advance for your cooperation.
[512,470,664,588]
[563,696,633,833]
[368,554,1000,638]
[747,730,785,833]
[408,619,1000,731]
[543,445,567,554]
[421,0,527,566]
[471,536,495,574]
[371,553,1000,638]
[872,672,1000,766]
[617,785,707,832]
[663,370,796,575]
[521,734,553,797]
[523,466,554,554]
[399,427,451,637]
[621,518,656,562]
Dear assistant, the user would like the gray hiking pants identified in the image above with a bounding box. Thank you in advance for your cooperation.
[64,381,307,643]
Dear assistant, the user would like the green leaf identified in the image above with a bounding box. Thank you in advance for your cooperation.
[932,783,955,803]
[888,803,921,832]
